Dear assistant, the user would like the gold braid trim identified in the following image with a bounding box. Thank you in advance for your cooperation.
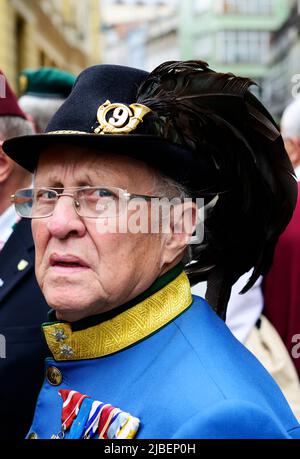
[43,271,192,361]
[46,130,89,135]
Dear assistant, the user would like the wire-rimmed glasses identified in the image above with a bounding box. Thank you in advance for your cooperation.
[11,186,161,219]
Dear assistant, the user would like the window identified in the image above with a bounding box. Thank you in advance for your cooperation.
[217,30,270,64]
[194,35,213,60]
[39,50,47,67]
[15,15,26,78]
[220,0,276,15]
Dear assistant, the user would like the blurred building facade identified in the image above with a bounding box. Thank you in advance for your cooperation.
[263,0,300,119]
[0,0,101,91]
[100,0,179,71]
[180,0,293,99]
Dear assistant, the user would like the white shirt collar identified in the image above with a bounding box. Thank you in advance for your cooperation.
[0,205,19,246]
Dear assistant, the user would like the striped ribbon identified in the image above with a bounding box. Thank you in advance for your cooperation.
[59,389,88,431]
[58,389,140,439]
[83,401,106,439]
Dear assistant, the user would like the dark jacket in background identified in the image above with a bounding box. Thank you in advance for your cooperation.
[0,218,49,439]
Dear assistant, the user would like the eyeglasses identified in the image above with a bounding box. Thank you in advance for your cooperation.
[11,186,162,219]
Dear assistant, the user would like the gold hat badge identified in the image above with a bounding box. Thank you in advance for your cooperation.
[19,74,28,95]
[94,100,152,135]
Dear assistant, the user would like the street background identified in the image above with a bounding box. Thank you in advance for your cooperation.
[1,0,300,121]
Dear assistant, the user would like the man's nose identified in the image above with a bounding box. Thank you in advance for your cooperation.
[47,195,86,239]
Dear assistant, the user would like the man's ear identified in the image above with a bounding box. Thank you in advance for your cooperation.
[161,201,198,266]
[0,144,14,183]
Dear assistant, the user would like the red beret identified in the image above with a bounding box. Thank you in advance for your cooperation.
[0,70,27,119]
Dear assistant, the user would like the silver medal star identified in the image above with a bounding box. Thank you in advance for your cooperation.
[59,344,75,358]
[52,328,68,342]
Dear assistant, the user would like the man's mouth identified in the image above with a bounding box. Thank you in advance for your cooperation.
[49,254,90,272]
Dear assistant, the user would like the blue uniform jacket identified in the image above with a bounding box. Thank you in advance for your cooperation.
[28,269,300,439]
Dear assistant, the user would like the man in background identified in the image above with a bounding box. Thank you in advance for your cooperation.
[18,67,76,133]
[264,96,300,381]
[279,98,300,180]
[0,70,49,439]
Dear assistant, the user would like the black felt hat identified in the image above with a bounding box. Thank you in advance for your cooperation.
[3,63,218,191]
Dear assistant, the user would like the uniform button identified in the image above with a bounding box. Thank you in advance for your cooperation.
[46,366,63,386]
[28,432,38,439]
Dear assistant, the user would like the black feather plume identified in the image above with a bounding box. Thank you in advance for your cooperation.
[136,60,297,319]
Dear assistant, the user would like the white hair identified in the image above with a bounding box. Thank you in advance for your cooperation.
[153,171,193,264]
[18,95,65,132]
[281,97,300,140]
[153,171,190,199]
[0,115,34,139]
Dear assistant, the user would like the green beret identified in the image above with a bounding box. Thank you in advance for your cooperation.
[19,67,76,99]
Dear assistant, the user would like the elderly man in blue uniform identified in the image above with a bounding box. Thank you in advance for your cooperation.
[3,61,300,439]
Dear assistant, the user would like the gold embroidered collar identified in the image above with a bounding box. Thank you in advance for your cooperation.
[43,270,192,361]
